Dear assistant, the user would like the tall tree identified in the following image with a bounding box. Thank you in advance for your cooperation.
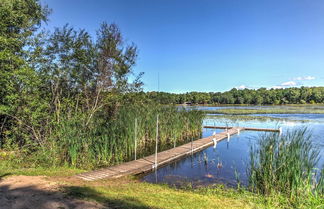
[0,0,49,148]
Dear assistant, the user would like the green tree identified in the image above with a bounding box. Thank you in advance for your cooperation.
[0,0,49,103]
[0,0,49,148]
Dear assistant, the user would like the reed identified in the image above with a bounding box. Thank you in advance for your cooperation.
[43,104,204,169]
[248,128,324,202]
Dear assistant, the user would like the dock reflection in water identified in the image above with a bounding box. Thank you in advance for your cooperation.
[142,129,256,188]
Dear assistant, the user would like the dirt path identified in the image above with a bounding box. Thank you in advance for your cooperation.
[0,175,107,209]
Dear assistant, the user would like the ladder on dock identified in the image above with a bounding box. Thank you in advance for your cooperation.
[76,126,280,181]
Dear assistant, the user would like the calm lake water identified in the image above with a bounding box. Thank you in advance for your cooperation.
[142,106,324,188]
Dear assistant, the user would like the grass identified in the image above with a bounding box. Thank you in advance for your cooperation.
[0,164,84,177]
[63,179,265,209]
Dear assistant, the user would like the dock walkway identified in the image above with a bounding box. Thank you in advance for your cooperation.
[76,126,279,181]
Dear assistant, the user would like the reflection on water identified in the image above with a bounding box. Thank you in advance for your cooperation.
[142,111,324,188]
[252,113,324,123]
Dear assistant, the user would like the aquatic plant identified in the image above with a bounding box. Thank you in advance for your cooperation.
[248,128,324,202]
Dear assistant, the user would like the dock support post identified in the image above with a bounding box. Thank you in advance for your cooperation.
[237,128,240,136]
[279,127,282,136]
[134,118,137,160]
[227,133,230,142]
[212,138,217,148]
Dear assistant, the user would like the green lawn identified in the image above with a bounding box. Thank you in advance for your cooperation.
[0,165,84,177]
[62,177,267,209]
[60,175,324,209]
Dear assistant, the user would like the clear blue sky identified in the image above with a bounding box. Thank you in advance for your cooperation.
[41,0,324,93]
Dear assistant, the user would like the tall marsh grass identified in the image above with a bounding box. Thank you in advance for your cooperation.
[248,128,324,203]
[40,104,204,169]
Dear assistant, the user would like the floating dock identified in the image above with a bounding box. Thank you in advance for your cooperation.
[76,126,280,181]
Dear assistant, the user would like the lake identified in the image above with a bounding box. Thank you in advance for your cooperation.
[142,106,324,188]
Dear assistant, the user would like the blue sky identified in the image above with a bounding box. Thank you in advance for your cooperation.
[41,0,324,92]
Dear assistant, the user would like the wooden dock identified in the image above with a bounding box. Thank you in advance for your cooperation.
[76,126,280,181]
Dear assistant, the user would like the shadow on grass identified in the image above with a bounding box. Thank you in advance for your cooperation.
[63,185,160,209]
[0,173,11,181]
[0,183,159,209]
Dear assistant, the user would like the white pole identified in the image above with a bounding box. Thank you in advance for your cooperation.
[227,133,230,142]
[134,118,137,160]
[154,115,159,169]
[191,136,193,154]
[279,127,282,136]
[174,136,176,148]
[212,138,217,149]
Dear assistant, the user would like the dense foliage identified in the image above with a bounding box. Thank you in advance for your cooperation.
[146,87,324,105]
[0,0,204,168]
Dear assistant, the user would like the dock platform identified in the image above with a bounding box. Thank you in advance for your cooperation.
[76,126,279,181]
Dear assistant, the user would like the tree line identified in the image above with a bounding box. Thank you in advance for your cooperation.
[145,87,324,105]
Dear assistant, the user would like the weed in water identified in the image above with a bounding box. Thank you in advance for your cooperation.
[248,127,324,206]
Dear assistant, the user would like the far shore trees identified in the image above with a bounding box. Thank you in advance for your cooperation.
[145,86,324,105]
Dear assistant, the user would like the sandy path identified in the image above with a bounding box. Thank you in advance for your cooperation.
[0,175,107,209]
